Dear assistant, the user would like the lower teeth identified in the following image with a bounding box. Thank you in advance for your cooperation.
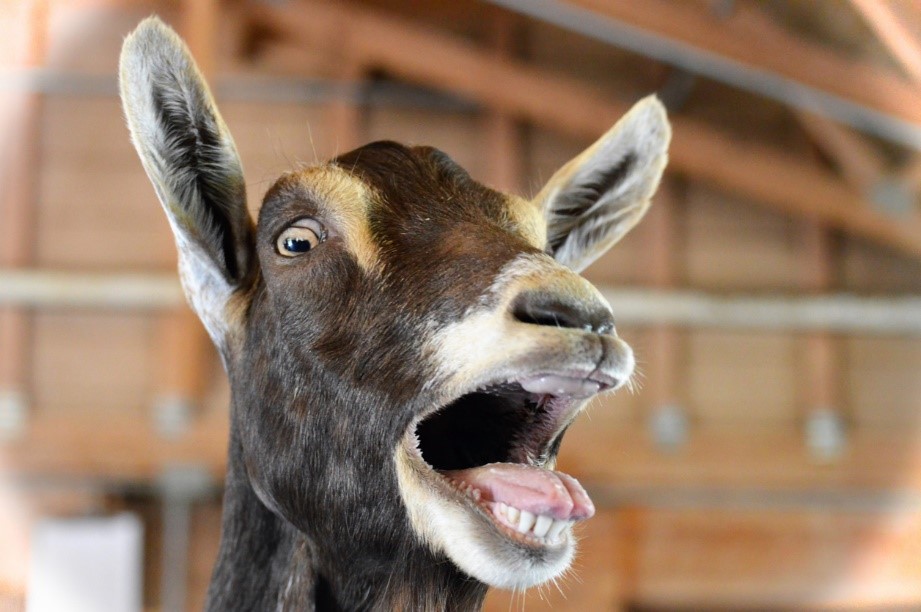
[493,502,572,542]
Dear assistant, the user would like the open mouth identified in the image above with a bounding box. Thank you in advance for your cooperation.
[405,372,614,547]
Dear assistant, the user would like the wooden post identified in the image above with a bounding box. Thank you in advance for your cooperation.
[483,9,522,194]
[800,222,845,460]
[644,183,687,450]
[0,0,48,438]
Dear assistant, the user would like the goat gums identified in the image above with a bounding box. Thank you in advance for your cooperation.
[120,17,670,611]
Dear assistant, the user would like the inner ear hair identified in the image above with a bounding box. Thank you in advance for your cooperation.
[547,153,637,251]
[536,96,670,271]
[119,16,254,286]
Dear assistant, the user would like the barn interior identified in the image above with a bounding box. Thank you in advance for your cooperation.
[2,0,921,609]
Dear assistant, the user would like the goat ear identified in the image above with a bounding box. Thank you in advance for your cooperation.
[533,96,670,272]
[119,17,254,349]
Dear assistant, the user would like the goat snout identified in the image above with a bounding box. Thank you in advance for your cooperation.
[511,290,615,335]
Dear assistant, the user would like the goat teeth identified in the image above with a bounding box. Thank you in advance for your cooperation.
[506,506,520,524]
[547,519,569,541]
[532,515,553,538]
[517,511,536,534]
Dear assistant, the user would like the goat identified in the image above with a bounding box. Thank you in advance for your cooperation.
[119,17,670,611]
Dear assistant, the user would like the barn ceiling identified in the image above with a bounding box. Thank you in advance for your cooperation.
[240,0,921,259]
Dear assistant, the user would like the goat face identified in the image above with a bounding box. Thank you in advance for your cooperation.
[120,18,669,595]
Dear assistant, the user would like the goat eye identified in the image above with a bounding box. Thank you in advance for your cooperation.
[276,220,324,257]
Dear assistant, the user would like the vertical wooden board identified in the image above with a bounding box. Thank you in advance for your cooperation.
[845,336,921,427]
[483,509,622,611]
[687,330,797,423]
[525,125,585,196]
[841,237,921,293]
[364,106,485,180]
[632,508,921,608]
[41,97,135,162]
[219,100,332,212]
[187,500,222,611]
[45,0,178,74]
[685,186,802,291]
[38,97,175,268]
[30,311,154,417]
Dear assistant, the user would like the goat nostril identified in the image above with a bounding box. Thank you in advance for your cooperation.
[511,291,614,334]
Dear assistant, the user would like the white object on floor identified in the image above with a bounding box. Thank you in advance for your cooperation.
[26,513,143,612]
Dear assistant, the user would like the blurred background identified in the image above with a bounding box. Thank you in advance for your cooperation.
[2,0,921,610]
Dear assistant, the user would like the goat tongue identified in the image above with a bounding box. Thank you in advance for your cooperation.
[442,463,594,521]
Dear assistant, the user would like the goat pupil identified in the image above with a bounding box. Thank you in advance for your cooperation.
[284,237,311,253]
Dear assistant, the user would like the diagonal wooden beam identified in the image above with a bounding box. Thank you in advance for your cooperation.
[564,0,921,128]
[248,0,921,258]
[848,0,921,195]
[795,112,886,194]
[849,0,921,83]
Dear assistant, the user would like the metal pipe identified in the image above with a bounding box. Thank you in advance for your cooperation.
[0,70,477,111]
[486,0,921,151]
[2,270,921,334]
[0,270,182,309]
[600,288,921,335]
[588,483,921,513]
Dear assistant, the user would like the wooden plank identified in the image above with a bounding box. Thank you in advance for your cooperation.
[850,0,921,83]
[796,112,886,193]
[560,420,921,493]
[248,0,921,259]
[6,414,921,495]
[630,508,921,609]
[567,0,921,126]
[0,412,228,480]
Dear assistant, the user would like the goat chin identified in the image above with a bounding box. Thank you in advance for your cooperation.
[395,447,575,590]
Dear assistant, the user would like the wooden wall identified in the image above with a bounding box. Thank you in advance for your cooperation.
[2,1,921,610]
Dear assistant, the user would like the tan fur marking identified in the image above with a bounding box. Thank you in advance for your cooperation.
[294,165,381,273]
[504,194,547,250]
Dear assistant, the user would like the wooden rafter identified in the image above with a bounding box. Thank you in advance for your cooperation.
[849,0,921,83]
[247,0,921,258]
[795,112,886,194]
[566,0,921,126]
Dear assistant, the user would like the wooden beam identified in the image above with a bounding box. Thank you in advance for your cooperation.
[849,0,921,83]
[6,415,921,496]
[0,414,228,480]
[249,0,921,259]
[567,0,921,126]
[561,422,921,494]
[796,112,886,193]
